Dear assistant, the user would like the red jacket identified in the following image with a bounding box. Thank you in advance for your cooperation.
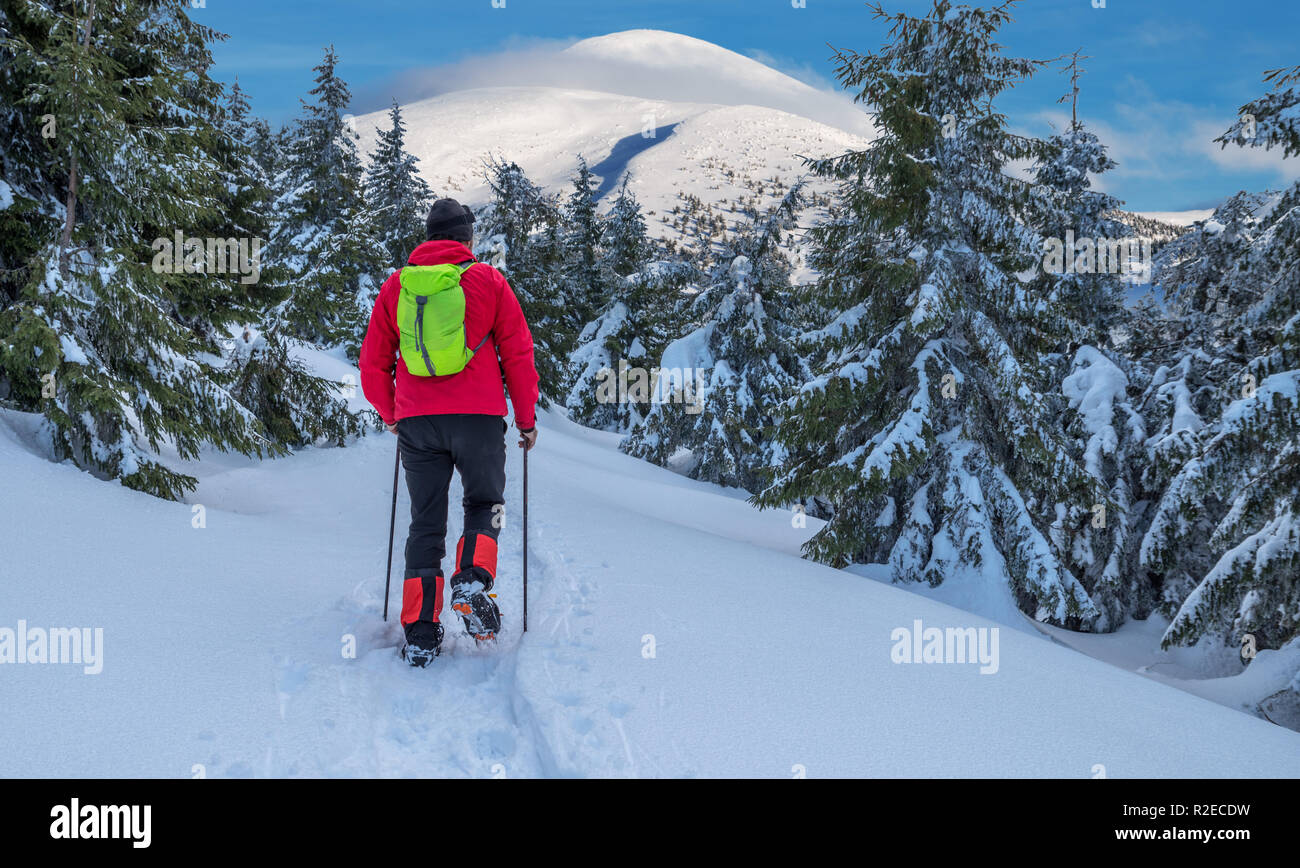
[360,240,539,430]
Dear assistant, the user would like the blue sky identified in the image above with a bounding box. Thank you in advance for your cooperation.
[195,0,1299,211]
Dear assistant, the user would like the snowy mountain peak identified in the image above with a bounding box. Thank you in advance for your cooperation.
[351,28,872,230]
[555,29,868,135]
[561,29,822,96]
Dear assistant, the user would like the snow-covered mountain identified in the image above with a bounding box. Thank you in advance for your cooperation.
[356,30,1211,262]
[556,30,868,133]
[353,30,869,241]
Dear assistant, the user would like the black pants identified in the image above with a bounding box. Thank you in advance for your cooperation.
[397,413,506,581]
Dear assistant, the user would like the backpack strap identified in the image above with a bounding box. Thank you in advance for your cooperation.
[413,295,437,375]
[455,259,492,353]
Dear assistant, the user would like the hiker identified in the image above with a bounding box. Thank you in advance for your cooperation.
[360,197,540,666]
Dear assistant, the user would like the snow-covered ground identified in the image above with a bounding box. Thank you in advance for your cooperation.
[3,348,1299,777]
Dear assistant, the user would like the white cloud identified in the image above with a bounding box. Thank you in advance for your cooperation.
[1198,119,1300,180]
[1026,92,1299,202]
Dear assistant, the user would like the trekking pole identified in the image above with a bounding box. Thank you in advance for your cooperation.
[522,443,529,633]
[383,442,400,622]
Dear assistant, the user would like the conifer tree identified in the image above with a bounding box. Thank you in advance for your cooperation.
[0,3,365,499]
[622,185,807,491]
[1143,67,1300,678]
[364,100,433,271]
[476,157,569,403]
[272,46,386,354]
[218,80,367,448]
[560,155,604,326]
[564,173,682,432]
[600,176,650,282]
[0,2,316,498]
[1033,52,1147,628]
[754,0,1101,627]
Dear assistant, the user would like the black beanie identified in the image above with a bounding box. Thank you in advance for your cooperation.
[425,198,476,243]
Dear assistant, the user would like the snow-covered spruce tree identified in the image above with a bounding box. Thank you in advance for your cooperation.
[621,185,808,491]
[246,114,280,184]
[1035,53,1132,349]
[1143,67,1300,683]
[219,79,277,276]
[754,0,1102,628]
[559,155,604,327]
[1127,192,1268,611]
[1031,57,1148,628]
[272,46,386,356]
[475,157,570,403]
[564,270,698,434]
[218,81,367,447]
[1140,190,1275,363]
[600,175,651,281]
[564,173,675,432]
[0,0,356,499]
[363,100,433,271]
[1222,64,1300,157]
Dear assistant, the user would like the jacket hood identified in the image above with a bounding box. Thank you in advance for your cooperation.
[407,239,475,266]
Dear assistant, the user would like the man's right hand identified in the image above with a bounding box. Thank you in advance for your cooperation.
[517,426,538,451]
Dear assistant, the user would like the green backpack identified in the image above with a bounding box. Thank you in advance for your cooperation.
[396,259,489,377]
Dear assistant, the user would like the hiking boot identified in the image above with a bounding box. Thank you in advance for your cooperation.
[450,568,502,641]
[401,621,444,667]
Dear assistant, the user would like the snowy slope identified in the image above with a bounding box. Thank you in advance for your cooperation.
[1134,209,1216,227]
[354,86,863,229]
[353,31,869,241]
[356,85,717,205]
[3,386,1299,777]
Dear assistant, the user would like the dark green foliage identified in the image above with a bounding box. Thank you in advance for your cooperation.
[0,2,366,500]
[271,45,387,353]
[364,100,434,271]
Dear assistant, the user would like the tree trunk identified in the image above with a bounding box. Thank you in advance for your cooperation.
[58,0,97,279]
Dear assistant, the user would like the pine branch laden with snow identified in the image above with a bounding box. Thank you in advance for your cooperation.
[752,0,1111,628]
[364,100,434,272]
[0,2,368,500]
[1135,69,1300,697]
[621,185,807,491]
[1057,345,1147,627]
[270,45,388,356]
[1150,368,1300,640]
[1218,65,1300,160]
[476,158,572,403]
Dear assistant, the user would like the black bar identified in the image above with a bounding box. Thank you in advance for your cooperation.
[1,778,1289,854]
